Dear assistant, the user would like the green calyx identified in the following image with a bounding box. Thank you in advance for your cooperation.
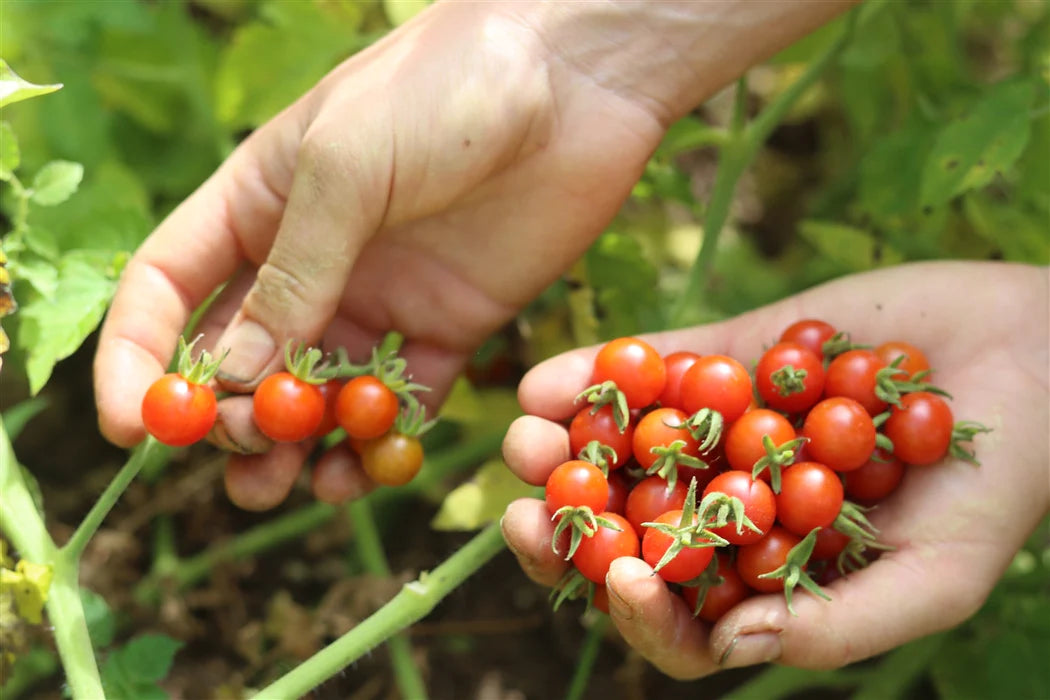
[681,555,723,617]
[549,568,591,612]
[756,527,830,616]
[696,491,761,539]
[645,440,710,491]
[752,434,807,494]
[640,479,725,575]
[551,507,622,561]
[575,381,631,434]
[578,440,618,476]
[950,420,993,466]
[873,357,953,408]
[175,334,228,385]
[769,364,808,397]
[685,408,724,453]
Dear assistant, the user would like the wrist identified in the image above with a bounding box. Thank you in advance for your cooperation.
[507,0,857,125]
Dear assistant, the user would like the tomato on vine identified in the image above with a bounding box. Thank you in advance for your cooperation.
[142,374,217,447]
[359,430,424,486]
[253,372,326,442]
[336,375,400,440]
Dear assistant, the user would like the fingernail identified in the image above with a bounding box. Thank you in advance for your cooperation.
[215,321,275,384]
[720,632,781,669]
[605,581,635,621]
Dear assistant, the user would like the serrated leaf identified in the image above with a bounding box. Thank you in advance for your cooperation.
[920,80,1035,208]
[80,588,116,648]
[7,253,59,298]
[18,253,119,394]
[798,219,903,272]
[0,121,19,180]
[29,161,84,206]
[431,459,535,532]
[0,60,62,108]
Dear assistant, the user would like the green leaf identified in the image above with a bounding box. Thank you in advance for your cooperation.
[80,588,116,648]
[1,396,49,441]
[29,161,84,206]
[963,193,1050,264]
[0,60,62,108]
[798,219,903,272]
[113,634,182,683]
[857,123,936,218]
[431,459,535,532]
[17,253,119,394]
[7,253,59,298]
[584,232,664,338]
[0,121,19,180]
[920,80,1035,208]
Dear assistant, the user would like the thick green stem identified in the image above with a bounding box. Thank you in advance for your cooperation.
[61,439,158,561]
[347,500,428,700]
[0,423,55,561]
[46,557,105,699]
[564,614,609,700]
[252,522,506,699]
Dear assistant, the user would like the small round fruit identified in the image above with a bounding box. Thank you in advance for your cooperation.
[736,526,802,593]
[702,471,776,546]
[882,391,954,465]
[775,461,844,537]
[642,510,716,583]
[680,355,754,424]
[755,341,825,414]
[142,373,217,447]
[253,372,325,442]
[591,337,667,409]
[545,460,610,516]
[336,375,400,440]
[359,431,424,486]
[801,397,876,472]
[572,512,640,584]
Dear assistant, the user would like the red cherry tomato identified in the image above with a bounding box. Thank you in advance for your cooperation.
[625,475,687,535]
[569,404,634,469]
[680,355,754,424]
[824,349,888,416]
[632,407,700,470]
[754,342,825,414]
[336,375,400,440]
[592,585,611,614]
[702,471,776,546]
[658,351,702,410]
[681,552,753,622]
[779,319,837,359]
[844,450,905,504]
[875,340,931,381]
[359,431,424,486]
[141,373,217,447]
[642,510,716,583]
[801,397,876,472]
[545,460,610,516]
[811,526,850,561]
[724,409,797,476]
[775,461,844,537]
[572,512,640,584]
[736,526,801,593]
[253,372,325,442]
[605,470,633,515]
[883,391,954,465]
[311,380,344,438]
[592,337,667,409]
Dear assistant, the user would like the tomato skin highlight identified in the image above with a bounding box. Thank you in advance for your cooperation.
[779,319,837,359]
[359,431,424,486]
[680,355,754,424]
[569,404,634,469]
[681,552,753,622]
[658,351,702,410]
[755,342,825,414]
[724,409,797,475]
[883,391,954,465]
[736,526,802,593]
[572,512,640,584]
[844,450,905,504]
[702,471,776,546]
[335,375,400,441]
[875,340,931,381]
[592,337,667,409]
[142,373,217,447]
[253,372,325,442]
[775,461,844,537]
[801,397,876,472]
[545,460,610,516]
[824,349,888,416]
[642,510,716,583]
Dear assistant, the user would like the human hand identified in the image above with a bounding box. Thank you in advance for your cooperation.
[501,261,1049,678]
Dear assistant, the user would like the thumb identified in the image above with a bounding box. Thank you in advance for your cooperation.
[215,116,392,387]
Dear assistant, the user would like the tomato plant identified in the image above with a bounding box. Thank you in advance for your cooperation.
[359,431,425,486]
[141,373,217,447]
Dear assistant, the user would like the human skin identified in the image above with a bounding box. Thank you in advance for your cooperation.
[501,261,1050,677]
[93,0,854,509]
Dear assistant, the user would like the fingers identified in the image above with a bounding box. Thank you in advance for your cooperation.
[502,415,570,486]
[605,556,717,680]
[500,498,570,587]
[224,442,309,511]
[311,444,376,504]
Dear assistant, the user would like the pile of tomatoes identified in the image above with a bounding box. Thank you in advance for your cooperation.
[544,320,987,619]
[141,334,432,489]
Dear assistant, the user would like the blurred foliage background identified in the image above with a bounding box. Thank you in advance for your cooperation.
[1,0,1048,698]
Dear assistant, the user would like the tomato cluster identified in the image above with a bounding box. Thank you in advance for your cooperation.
[544,323,988,618]
[141,334,433,491]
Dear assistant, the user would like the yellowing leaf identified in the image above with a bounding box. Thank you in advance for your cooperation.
[431,460,534,532]
[0,560,53,624]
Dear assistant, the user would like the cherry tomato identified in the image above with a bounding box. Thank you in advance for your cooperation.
[724,409,797,475]
[736,526,802,593]
[592,337,667,409]
[775,461,844,537]
[592,585,611,614]
[883,391,954,465]
[141,373,217,447]
[336,375,400,440]
[779,319,837,359]
[681,552,753,622]
[824,349,888,416]
[844,450,905,504]
[702,471,776,546]
[605,470,633,515]
[642,510,716,583]
[625,476,687,535]
[311,380,344,438]
[755,342,825,414]
[253,372,325,442]
[569,404,634,469]
[801,397,876,472]
[545,460,610,516]
[359,431,424,486]
[680,355,754,424]
[658,351,702,410]
[875,340,931,381]
[632,407,700,470]
[811,526,850,561]
[572,512,639,584]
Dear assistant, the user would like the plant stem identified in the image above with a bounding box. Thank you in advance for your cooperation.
[347,500,428,700]
[0,423,56,561]
[252,522,506,699]
[564,614,609,700]
[46,557,105,699]
[61,438,158,561]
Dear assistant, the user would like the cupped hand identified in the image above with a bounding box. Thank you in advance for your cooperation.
[501,261,1049,678]
[92,2,668,507]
